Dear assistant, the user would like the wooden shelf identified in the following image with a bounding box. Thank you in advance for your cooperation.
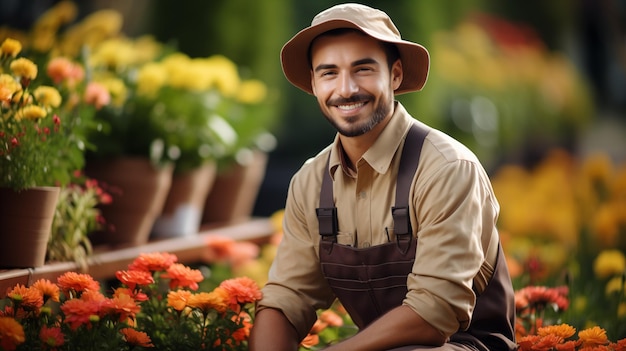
[0,218,274,297]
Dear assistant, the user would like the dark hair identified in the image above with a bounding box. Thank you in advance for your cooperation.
[308,28,401,70]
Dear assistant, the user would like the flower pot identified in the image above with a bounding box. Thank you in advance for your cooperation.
[151,162,217,239]
[85,157,174,247]
[202,150,268,225]
[0,186,60,268]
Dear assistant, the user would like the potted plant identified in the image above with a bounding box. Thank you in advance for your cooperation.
[0,37,103,268]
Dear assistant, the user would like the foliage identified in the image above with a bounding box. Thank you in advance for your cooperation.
[493,149,626,339]
[0,37,105,191]
[48,175,112,270]
[0,252,262,351]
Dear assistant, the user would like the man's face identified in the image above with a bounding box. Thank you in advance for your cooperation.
[310,31,402,137]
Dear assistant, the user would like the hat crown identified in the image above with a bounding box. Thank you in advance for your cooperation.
[311,3,401,41]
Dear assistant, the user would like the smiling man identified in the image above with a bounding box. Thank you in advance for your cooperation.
[249,4,517,351]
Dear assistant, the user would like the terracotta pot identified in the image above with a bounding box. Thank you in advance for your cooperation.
[85,157,174,247]
[202,150,268,225]
[0,186,60,268]
[151,162,217,238]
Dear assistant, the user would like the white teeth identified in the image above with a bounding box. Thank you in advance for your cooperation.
[337,102,365,110]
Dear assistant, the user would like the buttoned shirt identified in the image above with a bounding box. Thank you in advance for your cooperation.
[257,102,500,339]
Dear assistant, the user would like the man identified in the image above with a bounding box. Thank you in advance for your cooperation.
[249,3,516,351]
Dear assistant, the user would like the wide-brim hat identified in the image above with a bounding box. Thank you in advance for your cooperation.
[281,3,430,95]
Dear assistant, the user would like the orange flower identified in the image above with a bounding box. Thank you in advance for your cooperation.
[612,338,626,351]
[0,316,25,351]
[533,334,564,351]
[31,279,60,303]
[116,269,154,290]
[218,276,262,310]
[57,272,100,296]
[300,333,320,349]
[60,298,102,330]
[518,335,542,351]
[555,340,580,351]
[7,284,43,310]
[310,319,328,334]
[515,285,569,312]
[167,289,192,311]
[39,325,65,348]
[102,293,140,321]
[538,324,576,339]
[120,327,154,347]
[320,309,344,327]
[46,56,84,86]
[578,326,608,347]
[231,312,252,342]
[114,286,148,302]
[187,289,228,314]
[80,289,106,302]
[128,252,177,272]
[162,263,203,290]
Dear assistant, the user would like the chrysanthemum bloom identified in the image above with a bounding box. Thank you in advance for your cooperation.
[120,328,154,347]
[128,252,178,272]
[7,284,44,311]
[14,105,47,120]
[320,309,344,327]
[219,276,262,310]
[0,38,22,58]
[57,271,100,297]
[187,290,228,314]
[31,279,60,303]
[167,290,192,311]
[10,58,38,81]
[610,338,626,351]
[32,86,62,109]
[0,316,25,350]
[578,326,609,347]
[162,263,203,290]
[515,285,569,313]
[230,312,252,342]
[83,81,110,109]
[533,334,564,351]
[102,294,140,322]
[555,340,580,351]
[593,249,626,279]
[39,325,65,348]
[60,298,102,330]
[114,287,148,302]
[80,289,106,302]
[116,270,154,291]
[300,333,320,349]
[517,335,542,351]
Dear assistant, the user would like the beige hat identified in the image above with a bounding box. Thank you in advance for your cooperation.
[281,3,430,95]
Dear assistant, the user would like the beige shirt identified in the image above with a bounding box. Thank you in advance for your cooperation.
[258,102,500,339]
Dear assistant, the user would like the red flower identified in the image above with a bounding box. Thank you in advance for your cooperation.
[162,263,203,290]
[39,325,65,348]
[60,298,102,330]
[120,328,153,347]
[116,270,154,291]
[102,294,140,322]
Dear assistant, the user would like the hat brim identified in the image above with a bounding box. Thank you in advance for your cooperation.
[280,18,430,95]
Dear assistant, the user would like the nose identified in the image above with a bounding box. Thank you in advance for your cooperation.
[337,72,358,97]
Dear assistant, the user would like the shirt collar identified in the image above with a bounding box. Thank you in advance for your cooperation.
[328,101,414,179]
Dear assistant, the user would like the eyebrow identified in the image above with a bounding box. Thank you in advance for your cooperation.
[314,57,380,73]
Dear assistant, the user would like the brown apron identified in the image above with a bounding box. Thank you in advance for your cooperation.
[316,124,517,351]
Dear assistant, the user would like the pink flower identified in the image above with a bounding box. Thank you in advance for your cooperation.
[83,82,110,110]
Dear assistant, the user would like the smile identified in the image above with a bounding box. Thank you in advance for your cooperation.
[336,102,366,111]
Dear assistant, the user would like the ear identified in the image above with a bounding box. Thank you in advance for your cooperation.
[391,59,403,91]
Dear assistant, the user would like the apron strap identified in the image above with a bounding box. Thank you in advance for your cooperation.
[316,123,429,241]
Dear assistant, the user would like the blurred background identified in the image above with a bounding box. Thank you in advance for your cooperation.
[1,0,625,216]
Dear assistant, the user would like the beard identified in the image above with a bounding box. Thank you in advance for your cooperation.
[323,93,393,137]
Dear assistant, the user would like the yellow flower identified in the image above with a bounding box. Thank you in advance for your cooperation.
[236,79,267,104]
[537,324,576,339]
[591,204,621,248]
[0,73,20,100]
[605,276,625,296]
[205,55,240,97]
[136,63,167,98]
[578,326,608,347]
[15,105,47,120]
[593,249,626,279]
[94,75,127,107]
[0,38,22,57]
[33,86,62,108]
[10,57,38,80]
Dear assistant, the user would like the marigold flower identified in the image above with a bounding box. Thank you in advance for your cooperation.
[33,85,62,108]
[187,289,228,314]
[102,294,140,321]
[167,289,192,311]
[31,279,60,303]
[83,81,110,109]
[39,325,65,348]
[57,271,101,297]
[10,58,38,80]
[128,252,177,272]
[578,326,609,347]
[0,316,25,350]
[7,284,44,310]
[60,298,102,330]
[14,105,47,120]
[593,249,626,279]
[162,263,203,290]
[0,38,22,58]
[116,269,154,291]
[120,328,154,347]
[219,276,262,309]
[537,324,576,339]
